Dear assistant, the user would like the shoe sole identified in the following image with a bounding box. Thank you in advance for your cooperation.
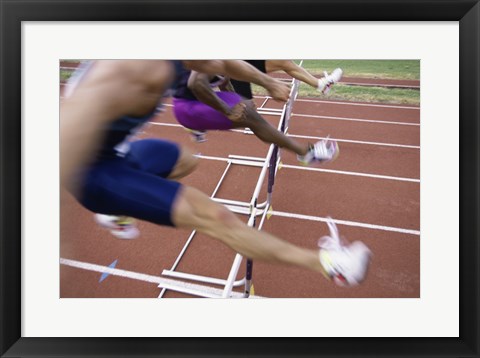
[110,227,139,240]
[322,84,332,95]
[190,136,207,143]
[186,128,207,143]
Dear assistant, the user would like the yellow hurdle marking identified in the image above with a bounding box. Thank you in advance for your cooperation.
[267,205,274,220]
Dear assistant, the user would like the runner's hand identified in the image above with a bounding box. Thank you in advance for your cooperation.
[266,78,290,102]
[227,102,248,122]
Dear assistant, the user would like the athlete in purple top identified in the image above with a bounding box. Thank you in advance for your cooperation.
[172,61,340,165]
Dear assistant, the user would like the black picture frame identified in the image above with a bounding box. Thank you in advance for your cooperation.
[1,0,479,357]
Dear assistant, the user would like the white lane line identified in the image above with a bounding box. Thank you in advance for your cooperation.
[159,98,418,115]
[268,212,420,236]
[60,258,165,284]
[280,164,420,183]
[149,122,254,135]
[287,134,420,149]
[253,95,420,110]
[159,103,280,118]
[148,122,257,136]
[293,113,420,126]
[149,122,181,128]
[58,99,419,128]
[160,103,419,125]
[148,122,419,149]
[60,258,262,298]
[294,98,420,110]
[194,154,419,183]
[342,82,420,89]
[267,78,420,89]
[195,154,232,163]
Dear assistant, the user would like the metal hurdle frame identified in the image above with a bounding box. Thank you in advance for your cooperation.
[157,66,302,298]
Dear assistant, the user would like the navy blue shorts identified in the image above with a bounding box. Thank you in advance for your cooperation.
[78,139,182,227]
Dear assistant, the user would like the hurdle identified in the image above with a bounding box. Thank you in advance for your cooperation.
[158,70,302,298]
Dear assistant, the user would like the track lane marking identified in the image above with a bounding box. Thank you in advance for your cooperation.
[253,95,420,110]
[154,103,419,125]
[148,122,420,149]
[286,134,420,149]
[187,154,420,183]
[279,164,420,183]
[267,212,420,236]
[292,113,419,126]
[60,258,263,298]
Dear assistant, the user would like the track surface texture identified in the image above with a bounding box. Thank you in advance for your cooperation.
[60,64,420,298]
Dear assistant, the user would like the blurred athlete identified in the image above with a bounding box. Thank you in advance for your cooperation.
[61,60,370,287]
[172,62,339,165]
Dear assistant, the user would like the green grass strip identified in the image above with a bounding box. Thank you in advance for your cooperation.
[253,83,420,106]
[297,60,420,80]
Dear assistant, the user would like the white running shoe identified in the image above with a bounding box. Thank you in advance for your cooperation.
[317,68,343,94]
[94,214,139,240]
[318,218,371,286]
[297,138,340,165]
[186,128,207,143]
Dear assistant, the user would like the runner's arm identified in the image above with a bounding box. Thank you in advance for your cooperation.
[183,60,290,102]
[188,71,247,122]
[188,72,232,115]
[266,60,319,88]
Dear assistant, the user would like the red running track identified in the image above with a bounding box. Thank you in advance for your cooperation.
[60,84,420,298]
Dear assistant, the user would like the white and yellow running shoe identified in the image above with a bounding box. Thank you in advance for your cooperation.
[318,218,371,286]
[94,214,139,240]
[317,68,343,94]
[297,138,340,165]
